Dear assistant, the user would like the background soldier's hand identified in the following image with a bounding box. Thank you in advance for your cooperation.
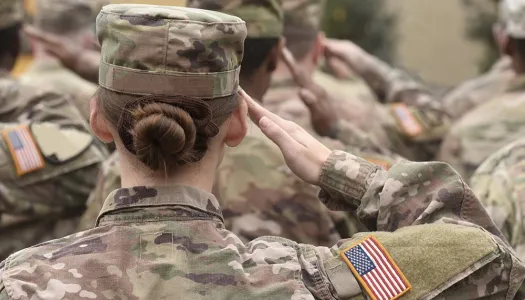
[323,38,371,75]
[24,26,100,83]
[241,89,331,186]
[25,26,82,71]
[281,47,339,138]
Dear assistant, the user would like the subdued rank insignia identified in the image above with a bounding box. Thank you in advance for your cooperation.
[341,236,411,300]
[2,125,45,176]
[390,103,423,137]
[31,123,93,164]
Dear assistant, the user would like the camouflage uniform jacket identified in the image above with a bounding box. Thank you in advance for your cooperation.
[0,151,522,299]
[471,136,525,260]
[437,75,525,180]
[0,73,107,261]
[20,58,98,121]
[442,57,514,121]
[470,137,525,298]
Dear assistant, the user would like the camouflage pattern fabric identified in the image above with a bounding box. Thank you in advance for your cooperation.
[437,75,525,180]
[442,57,515,121]
[0,151,522,299]
[76,152,120,232]
[0,0,23,30]
[187,0,283,38]
[282,0,326,31]
[470,137,525,297]
[0,73,107,261]
[34,0,97,34]
[20,59,97,121]
[97,4,246,98]
[471,137,525,260]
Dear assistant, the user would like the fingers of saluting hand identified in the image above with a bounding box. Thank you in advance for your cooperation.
[239,88,291,130]
[24,25,60,48]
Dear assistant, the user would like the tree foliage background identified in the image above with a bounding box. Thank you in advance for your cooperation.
[322,0,398,64]
[462,0,500,72]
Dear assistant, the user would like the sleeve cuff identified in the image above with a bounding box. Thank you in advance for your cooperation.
[318,151,379,210]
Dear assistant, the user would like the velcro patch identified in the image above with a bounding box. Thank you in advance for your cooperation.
[2,125,45,176]
[31,123,93,164]
[390,103,423,137]
[341,236,411,300]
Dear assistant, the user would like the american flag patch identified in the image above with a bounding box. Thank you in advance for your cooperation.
[341,236,411,300]
[391,104,423,137]
[2,126,45,176]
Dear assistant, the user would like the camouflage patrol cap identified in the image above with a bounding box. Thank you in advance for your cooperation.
[187,0,283,38]
[0,0,23,30]
[283,0,326,30]
[96,4,247,98]
[35,0,102,34]
[501,0,525,38]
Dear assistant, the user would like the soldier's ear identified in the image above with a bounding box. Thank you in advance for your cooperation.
[313,32,326,65]
[267,37,286,73]
[225,98,248,148]
[89,97,114,143]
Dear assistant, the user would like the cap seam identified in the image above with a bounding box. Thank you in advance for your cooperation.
[100,60,241,76]
[100,11,246,26]
[163,22,170,73]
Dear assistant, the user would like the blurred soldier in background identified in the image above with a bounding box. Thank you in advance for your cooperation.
[265,0,451,162]
[437,0,525,180]
[0,0,107,260]
[441,0,515,121]
[468,0,525,284]
[20,0,106,120]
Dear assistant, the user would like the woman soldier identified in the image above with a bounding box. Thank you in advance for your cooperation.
[0,4,522,300]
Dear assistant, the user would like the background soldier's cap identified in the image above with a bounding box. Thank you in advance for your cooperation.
[35,0,106,33]
[97,4,247,98]
[187,0,283,38]
[501,0,525,38]
[283,0,326,31]
[0,0,23,30]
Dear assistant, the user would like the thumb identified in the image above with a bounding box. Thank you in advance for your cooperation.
[258,116,301,157]
[299,89,317,107]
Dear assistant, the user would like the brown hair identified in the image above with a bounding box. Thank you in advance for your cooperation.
[96,88,239,171]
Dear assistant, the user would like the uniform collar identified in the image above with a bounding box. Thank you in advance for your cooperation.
[96,185,224,226]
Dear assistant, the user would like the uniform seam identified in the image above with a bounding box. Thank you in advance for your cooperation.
[163,22,169,72]
[301,245,332,300]
[100,11,246,26]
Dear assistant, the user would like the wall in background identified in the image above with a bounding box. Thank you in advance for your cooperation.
[387,0,492,87]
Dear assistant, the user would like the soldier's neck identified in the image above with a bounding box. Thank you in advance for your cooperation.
[118,145,220,193]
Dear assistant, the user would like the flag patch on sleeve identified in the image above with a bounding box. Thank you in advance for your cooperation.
[341,236,411,300]
[390,103,423,137]
[2,125,45,176]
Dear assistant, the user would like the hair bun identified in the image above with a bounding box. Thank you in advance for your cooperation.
[131,102,197,171]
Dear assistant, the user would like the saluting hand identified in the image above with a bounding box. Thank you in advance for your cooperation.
[280,47,340,138]
[240,89,331,186]
[24,26,100,83]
